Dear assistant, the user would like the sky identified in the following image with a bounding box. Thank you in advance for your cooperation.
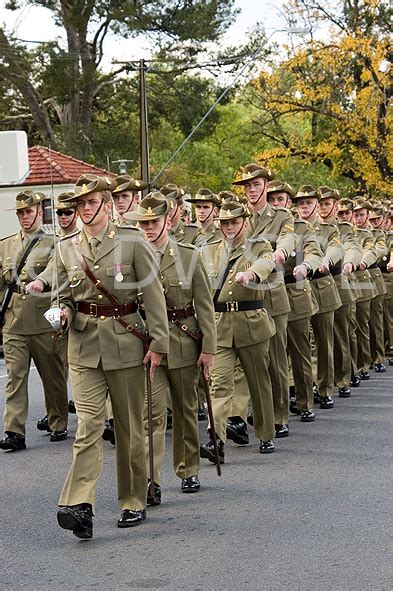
[0,0,302,69]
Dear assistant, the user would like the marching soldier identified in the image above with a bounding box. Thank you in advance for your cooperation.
[111,175,147,225]
[185,188,222,247]
[26,192,80,430]
[125,192,216,498]
[368,204,388,372]
[270,183,323,422]
[200,200,277,462]
[229,164,296,439]
[160,184,201,245]
[54,174,169,539]
[318,187,363,397]
[382,210,393,364]
[352,200,378,380]
[0,190,69,451]
[296,185,342,408]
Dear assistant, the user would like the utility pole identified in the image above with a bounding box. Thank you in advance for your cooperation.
[139,59,150,194]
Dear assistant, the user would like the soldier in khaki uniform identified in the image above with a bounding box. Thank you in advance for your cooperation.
[296,185,342,408]
[160,184,201,245]
[27,192,79,429]
[368,204,388,372]
[200,201,277,462]
[54,174,169,539]
[111,174,147,225]
[125,193,216,498]
[271,185,323,422]
[227,164,296,440]
[352,200,378,380]
[318,187,363,397]
[0,191,69,451]
[382,210,393,364]
[185,188,222,247]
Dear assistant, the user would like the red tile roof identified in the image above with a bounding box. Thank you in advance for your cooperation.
[22,146,111,186]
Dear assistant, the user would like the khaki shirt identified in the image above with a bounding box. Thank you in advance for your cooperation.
[170,220,201,245]
[0,229,55,335]
[55,221,169,370]
[202,237,276,348]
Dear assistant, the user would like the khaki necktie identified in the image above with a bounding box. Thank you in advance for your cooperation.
[90,237,100,258]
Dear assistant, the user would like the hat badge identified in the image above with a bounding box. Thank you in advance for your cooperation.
[225,209,232,217]
[147,207,153,216]
[81,184,88,195]
[135,180,140,187]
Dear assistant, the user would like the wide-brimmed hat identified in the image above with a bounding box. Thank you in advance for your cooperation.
[123,192,170,222]
[73,174,117,200]
[337,198,354,213]
[232,163,275,186]
[266,179,295,198]
[218,190,248,205]
[7,190,47,211]
[293,185,321,201]
[112,175,148,194]
[215,201,250,220]
[185,188,221,207]
[352,198,370,212]
[369,205,385,219]
[318,186,340,201]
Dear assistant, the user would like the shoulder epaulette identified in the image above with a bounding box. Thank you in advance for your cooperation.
[177,242,198,251]
[60,229,80,241]
[0,233,16,242]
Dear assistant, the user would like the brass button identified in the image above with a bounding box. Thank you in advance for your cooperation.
[228,280,233,284]
[303,288,307,292]
[178,281,183,285]
[35,262,41,267]
[21,270,26,275]
[98,294,103,300]
[229,269,234,273]
[72,276,77,281]
[22,295,26,300]
[228,291,233,296]
[100,315,105,320]
[161,275,164,280]
[94,264,99,270]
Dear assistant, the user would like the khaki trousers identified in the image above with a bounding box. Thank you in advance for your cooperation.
[287,317,314,411]
[230,313,289,425]
[349,302,358,375]
[59,363,146,513]
[210,342,274,443]
[3,332,68,436]
[369,295,385,364]
[268,313,289,424]
[356,299,371,372]
[384,297,393,354]
[144,364,200,482]
[310,310,335,397]
[334,303,352,387]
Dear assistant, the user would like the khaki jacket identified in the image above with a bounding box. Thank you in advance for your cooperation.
[0,229,55,335]
[354,228,378,301]
[309,219,342,313]
[284,220,322,321]
[170,220,201,245]
[370,228,388,296]
[193,223,222,248]
[333,221,363,304]
[202,238,276,348]
[247,204,296,317]
[382,232,393,299]
[152,239,216,369]
[55,222,169,370]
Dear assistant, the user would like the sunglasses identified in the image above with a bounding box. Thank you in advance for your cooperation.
[56,210,75,216]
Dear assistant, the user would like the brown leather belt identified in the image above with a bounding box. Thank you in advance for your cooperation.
[76,301,138,318]
[167,306,195,320]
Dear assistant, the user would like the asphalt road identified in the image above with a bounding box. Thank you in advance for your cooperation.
[1,358,392,591]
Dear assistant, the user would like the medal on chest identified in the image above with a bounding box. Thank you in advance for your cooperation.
[115,263,124,283]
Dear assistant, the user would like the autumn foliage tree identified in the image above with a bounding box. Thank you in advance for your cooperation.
[250,0,392,197]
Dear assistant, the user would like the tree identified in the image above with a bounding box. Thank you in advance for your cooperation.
[247,0,392,196]
[0,0,239,159]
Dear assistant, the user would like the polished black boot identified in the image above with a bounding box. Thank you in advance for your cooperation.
[57,503,93,539]
[226,416,249,445]
[200,437,225,464]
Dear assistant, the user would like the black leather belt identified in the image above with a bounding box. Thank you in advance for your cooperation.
[76,301,138,317]
[368,262,378,269]
[312,270,332,280]
[214,300,264,312]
